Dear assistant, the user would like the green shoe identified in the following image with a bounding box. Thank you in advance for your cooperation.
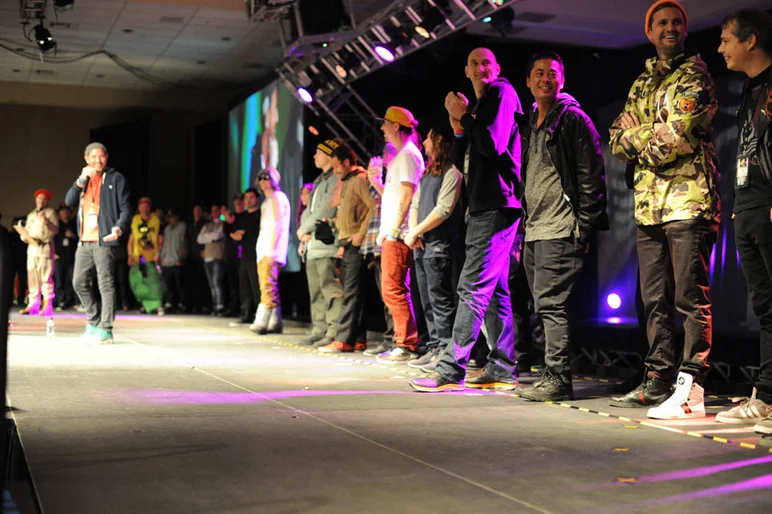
[85,327,113,345]
[80,324,98,340]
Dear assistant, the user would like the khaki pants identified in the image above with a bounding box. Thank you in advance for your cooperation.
[27,245,55,306]
[258,257,280,308]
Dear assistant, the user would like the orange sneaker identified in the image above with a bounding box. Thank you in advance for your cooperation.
[354,342,367,351]
[318,340,354,353]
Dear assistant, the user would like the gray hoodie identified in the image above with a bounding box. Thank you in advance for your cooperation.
[299,168,340,260]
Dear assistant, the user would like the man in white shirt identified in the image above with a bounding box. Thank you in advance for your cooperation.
[251,167,291,334]
[375,106,426,363]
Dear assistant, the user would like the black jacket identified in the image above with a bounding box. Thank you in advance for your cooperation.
[64,167,132,248]
[520,93,608,240]
[738,66,772,183]
[451,77,523,214]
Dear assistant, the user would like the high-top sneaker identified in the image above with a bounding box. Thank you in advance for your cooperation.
[40,299,54,317]
[249,304,269,334]
[647,372,705,420]
[19,303,40,315]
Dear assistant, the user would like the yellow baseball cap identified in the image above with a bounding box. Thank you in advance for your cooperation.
[378,106,419,128]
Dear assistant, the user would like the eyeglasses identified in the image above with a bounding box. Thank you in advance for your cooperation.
[257,174,270,181]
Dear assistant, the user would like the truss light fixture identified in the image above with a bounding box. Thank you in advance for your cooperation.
[34,23,56,53]
[297,87,313,104]
[374,45,395,62]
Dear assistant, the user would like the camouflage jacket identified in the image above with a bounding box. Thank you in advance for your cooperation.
[610,54,720,226]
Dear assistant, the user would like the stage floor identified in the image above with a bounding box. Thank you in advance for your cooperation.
[6,312,772,514]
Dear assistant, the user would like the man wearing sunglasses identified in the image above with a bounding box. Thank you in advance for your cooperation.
[251,168,291,334]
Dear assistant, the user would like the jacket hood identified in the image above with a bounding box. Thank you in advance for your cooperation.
[530,92,581,135]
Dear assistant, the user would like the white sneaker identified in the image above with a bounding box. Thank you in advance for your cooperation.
[647,372,705,420]
[716,388,772,424]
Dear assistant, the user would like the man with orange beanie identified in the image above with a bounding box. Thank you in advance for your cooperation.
[608,0,720,419]
[15,189,59,316]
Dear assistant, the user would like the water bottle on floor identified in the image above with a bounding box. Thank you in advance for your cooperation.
[46,317,55,339]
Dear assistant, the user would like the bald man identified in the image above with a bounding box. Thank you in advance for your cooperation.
[410,47,524,392]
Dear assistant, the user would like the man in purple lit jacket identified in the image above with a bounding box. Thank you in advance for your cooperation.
[410,47,523,392]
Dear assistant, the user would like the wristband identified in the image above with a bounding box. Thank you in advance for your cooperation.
[389,227,402,239]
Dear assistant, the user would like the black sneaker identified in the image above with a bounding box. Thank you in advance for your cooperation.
[363,341,394,356]
[407,347,440,369]
[465,369,518,391]
[608,376,672,408]
[518,368,574,401]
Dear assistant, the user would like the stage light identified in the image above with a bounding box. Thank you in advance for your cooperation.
[308,125,320,136]
[297,87,313,104]
[334,64,347,78]
[487,6,515,36]
[33,24,56,53]
[482,16,492,23]
[374,45,395,62]
[606,293,622,310]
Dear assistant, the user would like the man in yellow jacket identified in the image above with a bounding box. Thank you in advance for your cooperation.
[608,0,720,420]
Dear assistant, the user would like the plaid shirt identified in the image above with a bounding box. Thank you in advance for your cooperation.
[359,183,382,256]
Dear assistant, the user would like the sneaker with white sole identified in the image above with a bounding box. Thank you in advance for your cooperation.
[377,347,416,364]
[647,371,705,420]
[754,416,772,435]
[407,347,439,369]
[715,388,772,424]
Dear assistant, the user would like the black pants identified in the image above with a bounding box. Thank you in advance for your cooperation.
[114,256,131,309]
[637,219,718,383]
[54,258,75,307]
[523,237,586,377]
[415,257,456,351]
[735,206,772,403]
[239,256,260,321]
[335,243,367,344]
[226,255,240,314]
[510,246,544,368]
[162,265,185,308]
[186,258,211,312]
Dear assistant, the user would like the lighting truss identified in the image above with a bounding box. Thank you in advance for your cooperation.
[277,0,521,161]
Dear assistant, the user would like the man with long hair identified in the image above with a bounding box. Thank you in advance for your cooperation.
[404,123,464,372]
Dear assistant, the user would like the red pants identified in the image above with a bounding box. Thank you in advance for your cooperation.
[381,239,418,351]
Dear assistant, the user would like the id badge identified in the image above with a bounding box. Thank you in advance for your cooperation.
[63,238,70,247]
[86,213,99,230]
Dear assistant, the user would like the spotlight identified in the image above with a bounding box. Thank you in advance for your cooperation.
[606,293,622,310]
[33,24,56,53]
[297,87,313,104]
[487,6,515,37]
[374,45,395,62]
[482,16,492,23]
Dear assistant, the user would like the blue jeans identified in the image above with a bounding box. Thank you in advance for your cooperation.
[414,257,455,351]
[204,259,225,311]
[436,209,519,382]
